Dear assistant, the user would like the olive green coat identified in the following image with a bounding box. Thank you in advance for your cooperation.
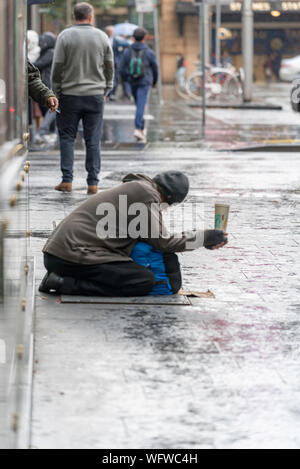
[28,60,55,106]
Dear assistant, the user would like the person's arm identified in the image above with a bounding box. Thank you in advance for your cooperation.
[139,203,201,253]
[142,203,227,253]
[28,60,57,109]
[103,39,114,95]
[51,34,65,96]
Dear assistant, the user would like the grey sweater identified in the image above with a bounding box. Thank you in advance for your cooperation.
[43,174,205,265]
[51,24,114,96]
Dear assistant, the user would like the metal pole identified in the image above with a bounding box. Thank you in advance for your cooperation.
[216,0,221,67]
[30,5,41,34]
[205,3,210,66]
[242,0,253,102]
[153,3,163,105]
[201,1,206,128]
[138,13,144,27]
[66,0,72,26]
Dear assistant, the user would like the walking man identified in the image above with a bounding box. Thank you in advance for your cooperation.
[121,28,158,143]
[51,2,114,195]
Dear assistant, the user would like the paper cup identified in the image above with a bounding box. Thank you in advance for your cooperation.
[215,204,230,231]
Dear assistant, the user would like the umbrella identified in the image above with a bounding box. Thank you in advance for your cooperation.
[113,23,138,37]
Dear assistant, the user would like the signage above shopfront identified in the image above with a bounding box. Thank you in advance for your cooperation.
[27,0,54,5]
[229,1,300,11]
[135,0,154,13]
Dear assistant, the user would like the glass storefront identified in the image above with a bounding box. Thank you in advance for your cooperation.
[0,0,29,450]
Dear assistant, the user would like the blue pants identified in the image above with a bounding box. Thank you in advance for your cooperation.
[131,84,150,130]
[57,94,104,186]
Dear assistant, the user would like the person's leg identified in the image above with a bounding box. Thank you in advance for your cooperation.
[82,95,104,187]
[131,85,137,103]
[44,253,155,297]
[163,253,182,294]
[56,95,82,183]
[135,85,150,130]
[39,110,57,136]
[122,79,132,99]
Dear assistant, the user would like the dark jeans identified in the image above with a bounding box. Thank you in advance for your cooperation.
[44,252,182,297]
[131,84,151,130]
[57,94,104,186]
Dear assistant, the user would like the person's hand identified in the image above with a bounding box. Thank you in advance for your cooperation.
[47,96,59,112]
[204,230,228,250]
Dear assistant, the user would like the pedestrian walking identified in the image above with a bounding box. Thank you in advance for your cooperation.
[264,56,273,84]
[27,30,43,130]
[120,28,158,143]
[272,51,282,83]
[107,28,132,101]
[176,54,187,90]
[51,2,114,195]
[39,171,228,297]
[34,32,56,116]
[27,30,40,63]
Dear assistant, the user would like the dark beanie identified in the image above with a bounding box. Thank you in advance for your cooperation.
[153,171,190,205]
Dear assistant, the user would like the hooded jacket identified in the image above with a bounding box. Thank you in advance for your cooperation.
[120,42,158,87]
[34,32,56,89]
[27,30,40,63]
[43,174,203,265]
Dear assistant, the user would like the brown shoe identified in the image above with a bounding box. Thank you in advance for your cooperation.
[55,182,72,192]
[87,185,98,195]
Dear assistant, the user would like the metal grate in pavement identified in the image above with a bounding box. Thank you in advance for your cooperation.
[60,295,192,306]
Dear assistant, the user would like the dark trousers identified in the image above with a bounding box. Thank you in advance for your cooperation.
[44,252,182,297]
[131,84,150,130]
[57,94,104,186]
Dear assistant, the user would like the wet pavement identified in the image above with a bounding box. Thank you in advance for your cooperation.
[28,86,300,449]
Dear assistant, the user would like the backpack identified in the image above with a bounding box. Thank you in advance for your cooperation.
[129,47,145,80]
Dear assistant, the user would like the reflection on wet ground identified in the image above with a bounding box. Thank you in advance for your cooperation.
[101,84,300,151]
[31,83,299,152]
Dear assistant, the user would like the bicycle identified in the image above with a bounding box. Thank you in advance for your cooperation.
[186,62,243,102]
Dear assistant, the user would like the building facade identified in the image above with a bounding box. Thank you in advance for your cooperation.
[160,0,300,83]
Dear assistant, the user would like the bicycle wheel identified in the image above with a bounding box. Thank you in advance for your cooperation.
[223,75,243,99]
[211,70,242,100]
[187,72,213,101]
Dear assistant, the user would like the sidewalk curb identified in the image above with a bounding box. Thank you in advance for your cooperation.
[217,144,300,152]
[189,103,283,111]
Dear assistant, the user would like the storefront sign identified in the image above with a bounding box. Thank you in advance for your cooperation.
[27,0,54,4]
[230,1,300,11]
[135,0,154,13]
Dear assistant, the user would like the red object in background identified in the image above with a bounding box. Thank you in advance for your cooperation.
[9,107,16,113]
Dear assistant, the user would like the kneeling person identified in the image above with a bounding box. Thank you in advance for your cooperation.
[39,171,228,296]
